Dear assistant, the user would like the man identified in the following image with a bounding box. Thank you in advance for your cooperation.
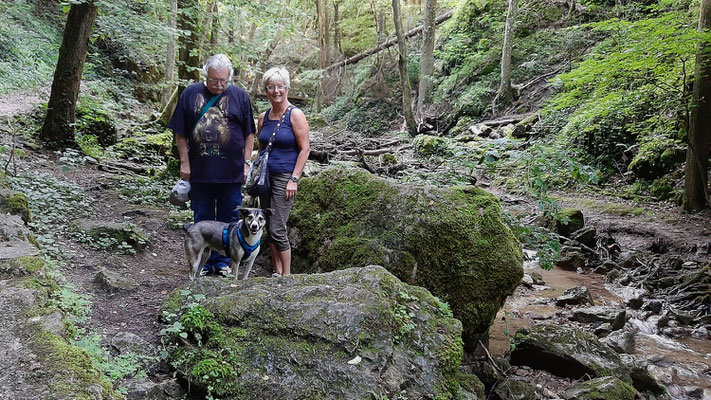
[168,54,256,277]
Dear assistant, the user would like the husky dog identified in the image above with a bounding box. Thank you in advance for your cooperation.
[184,207,270,280]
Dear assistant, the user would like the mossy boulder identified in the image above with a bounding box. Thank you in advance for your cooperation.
[289,168,523,348]
[161,266,465,399]
[413,134,452,156]
[555,208,585,237]
[0,276,120,399]
[562,376,636,400]
[69,219,149,252]
[0,188,31,223]
[510,325,631,384]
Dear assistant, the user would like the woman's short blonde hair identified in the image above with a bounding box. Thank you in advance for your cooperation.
[262,67,290,90]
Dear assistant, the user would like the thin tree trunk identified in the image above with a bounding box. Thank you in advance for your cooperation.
[324,0,331,66]
[417,0,437,114]
[392,0,417,135]
[334,2,341,54]
[162,0,178,106]
[498,0,517,104]
[325,9,453,72]
[39,1,98,149]
[683,0,711,211]
[177,0,201,83]
[209,0,219,48]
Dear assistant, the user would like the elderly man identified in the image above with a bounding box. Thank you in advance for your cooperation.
[168,54,256,277]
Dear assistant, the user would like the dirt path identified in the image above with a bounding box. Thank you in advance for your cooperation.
[13,149,275,348]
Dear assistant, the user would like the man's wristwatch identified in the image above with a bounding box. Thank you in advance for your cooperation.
[289,176,300,183]
[244,160,252,167]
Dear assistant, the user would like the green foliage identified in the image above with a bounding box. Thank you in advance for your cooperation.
[9,171,91,258]
[74,333,147,383]
[393,290,418,341]
[435,0,595,123]
[47,283,92,324]
[543,11,705,175]
[0,2,61,94]
[116,175,174,207]
[504,213,562,270]
[323,96,397,136]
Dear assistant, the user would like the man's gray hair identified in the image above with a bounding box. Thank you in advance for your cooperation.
[262,67,290,90]
[203,54,233,81]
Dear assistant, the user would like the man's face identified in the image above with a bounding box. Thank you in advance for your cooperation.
[206,67,230,95]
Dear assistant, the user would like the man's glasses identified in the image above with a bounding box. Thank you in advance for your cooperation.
[207,78,229,85]
[266,85,288,92]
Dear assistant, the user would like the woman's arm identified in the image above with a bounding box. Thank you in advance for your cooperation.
[285,108,310,200]
[256,112,265,152]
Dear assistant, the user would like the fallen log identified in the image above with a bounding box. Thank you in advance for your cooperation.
[325,9,454,72]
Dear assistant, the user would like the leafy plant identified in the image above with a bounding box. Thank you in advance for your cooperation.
[503,213,562,270]
[543,11,707,175]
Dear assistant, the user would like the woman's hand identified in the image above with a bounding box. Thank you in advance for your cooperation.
[285,180,298,200]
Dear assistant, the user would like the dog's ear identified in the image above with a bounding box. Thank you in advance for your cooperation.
[263,208,273,217]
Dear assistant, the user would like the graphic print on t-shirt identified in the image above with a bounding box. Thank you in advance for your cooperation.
[192,94,232,157]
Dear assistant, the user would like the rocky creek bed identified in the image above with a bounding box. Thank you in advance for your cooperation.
[0,119,709,399]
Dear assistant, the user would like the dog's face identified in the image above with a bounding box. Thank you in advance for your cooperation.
[239,208,271,235]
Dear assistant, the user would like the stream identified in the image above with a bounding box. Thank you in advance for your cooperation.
[489,256,711,399]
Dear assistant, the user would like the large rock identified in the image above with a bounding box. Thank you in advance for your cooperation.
[0,261,121,399]
[70,219,149,252]
[161,266,465,399]
[571,306,626,330]
[0,188,31,223]
[510,325,631,383]
[556,286,594,307]
[289,168,523,348]
[562,376,636,400]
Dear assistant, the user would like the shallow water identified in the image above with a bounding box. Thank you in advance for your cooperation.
[489,258,711,399]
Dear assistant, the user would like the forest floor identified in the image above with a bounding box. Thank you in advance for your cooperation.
[1,97,710,397]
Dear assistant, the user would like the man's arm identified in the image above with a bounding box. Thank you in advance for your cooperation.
[243,133,255,181]
[176,134,190,180]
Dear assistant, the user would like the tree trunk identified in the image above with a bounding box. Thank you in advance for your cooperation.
[683,0,711,211]
[209,0,219,48]
[417,0,437,115]
[392,0,417,135]
[334,2,342,54]
[498,0,517,104]
[39,1,98,149]
[162,0,178,106]
[177,0,201,83]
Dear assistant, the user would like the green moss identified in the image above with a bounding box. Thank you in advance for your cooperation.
[455,372,485,399]
[0,192,31,222]
[413,134,452,157]
[0,255,44,277]
[29,329,120,399]
[290,168,523,348]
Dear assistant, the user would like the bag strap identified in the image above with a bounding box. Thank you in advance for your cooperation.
[190,84,230,135]
[264,105,295,154]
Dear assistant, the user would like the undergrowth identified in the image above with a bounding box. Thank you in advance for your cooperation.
[0,2,61,95]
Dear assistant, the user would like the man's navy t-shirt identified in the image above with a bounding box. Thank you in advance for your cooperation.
[168,82,256,184]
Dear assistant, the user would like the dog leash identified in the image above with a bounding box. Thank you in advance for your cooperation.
[222,221,260,261]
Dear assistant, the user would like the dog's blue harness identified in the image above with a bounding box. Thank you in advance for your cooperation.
[222,221,260,262]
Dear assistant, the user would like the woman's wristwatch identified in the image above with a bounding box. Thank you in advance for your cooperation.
[290,176,299,183]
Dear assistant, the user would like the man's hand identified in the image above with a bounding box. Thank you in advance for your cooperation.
[180,162,191,180]
[243,165,250,182]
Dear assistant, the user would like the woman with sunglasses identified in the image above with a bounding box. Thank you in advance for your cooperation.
[256,67,310,277]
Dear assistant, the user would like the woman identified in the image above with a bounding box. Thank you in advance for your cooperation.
[257,67,310,277]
